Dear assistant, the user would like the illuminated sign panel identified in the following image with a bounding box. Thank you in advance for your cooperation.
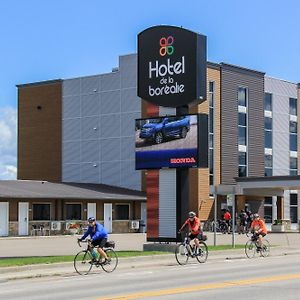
[135,115,199,170]
[138,25,207,108]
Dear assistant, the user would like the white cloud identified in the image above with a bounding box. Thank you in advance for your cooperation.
[0,107,17,179]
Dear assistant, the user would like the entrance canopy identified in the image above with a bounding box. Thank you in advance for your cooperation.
[212,175,300,197]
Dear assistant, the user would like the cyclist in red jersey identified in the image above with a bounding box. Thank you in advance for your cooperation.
[178,211,201,254]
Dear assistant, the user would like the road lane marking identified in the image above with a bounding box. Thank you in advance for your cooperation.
[96,273,300,300]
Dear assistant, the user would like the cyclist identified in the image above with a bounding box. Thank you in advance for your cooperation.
[78,217,110,264]
[221,209,231,233]
[250,213,268,250]
[178,211,201,255]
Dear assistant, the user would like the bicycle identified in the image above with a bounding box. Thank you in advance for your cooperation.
[245,232,270,259]
[175,233,208,265]
[74,239,118,275]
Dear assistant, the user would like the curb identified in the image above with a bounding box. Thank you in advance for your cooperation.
[1,248,300,281]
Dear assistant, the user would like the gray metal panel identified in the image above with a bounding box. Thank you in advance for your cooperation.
[63,119,81,141]
[101,138,120,162]
[221,66,265,184]
[100,72,120,91]
[81,163,100,183]
[265,77,296,176]
[81,140,100,162]
[159,169,177,238]
[63,79,80,96]
[63,141,80,163]
[265,77,297,98]
[101,162,121,186]
[63,163,81,182]
[101,91,121,114]
[120,112,139,137]
[120,54,137,89]
[100,114,121,138]
[81,76,100,94]
[159,107,176,116]
[81,117,100,140]
[121,137,135,160]
[284,190,290,220]
[63,96,80,119]
[121,88,141,112]
[120,160,141,190]
[81,94,100,117]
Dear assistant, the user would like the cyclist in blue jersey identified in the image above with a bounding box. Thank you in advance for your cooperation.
[78,217,110,264]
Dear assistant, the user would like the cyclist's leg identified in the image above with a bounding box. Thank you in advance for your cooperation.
[92,238,108,260]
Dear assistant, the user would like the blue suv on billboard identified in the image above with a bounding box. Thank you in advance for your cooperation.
[139,116,190,144]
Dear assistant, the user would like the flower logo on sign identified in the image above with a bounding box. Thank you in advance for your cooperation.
[159,36,174,56]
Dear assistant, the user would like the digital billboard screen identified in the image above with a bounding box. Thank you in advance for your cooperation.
[135,115,199,170]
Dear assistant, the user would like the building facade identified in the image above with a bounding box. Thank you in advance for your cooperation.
[14,53,300,238]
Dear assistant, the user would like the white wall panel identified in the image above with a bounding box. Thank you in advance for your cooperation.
[159,169,177,238]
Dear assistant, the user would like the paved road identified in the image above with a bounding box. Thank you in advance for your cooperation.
[1,251,300,299]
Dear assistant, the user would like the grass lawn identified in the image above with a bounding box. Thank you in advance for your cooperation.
[0,245,245,268]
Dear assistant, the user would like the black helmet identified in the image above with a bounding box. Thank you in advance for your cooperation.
[188,211,196,218]
[88,217,95,223]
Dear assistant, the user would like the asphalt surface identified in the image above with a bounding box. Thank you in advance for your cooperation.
[0,245,300,281]
[1,247,300,300]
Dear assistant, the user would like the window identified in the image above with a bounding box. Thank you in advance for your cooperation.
[265,131,272,149]
[290,134,297,151]
[290,121,297,133]
[239,152,247,177]
[238,87,247,107]
[289,98,297,116]
[290,157,298,176]
[264,93,272,111]
[66,204,82,220]
[290,194,298,223]
[115,204,129,220]
[209,81,215,187]
[264,197,273,223]
[290,120,298,152]
[238,87,248,177]
[33,204,50,220]
[238,127,247,145]
[265,117,272,130]
[239,113,246,127]
[265,154,273,176]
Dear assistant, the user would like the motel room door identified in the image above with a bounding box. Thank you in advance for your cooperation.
[87,203,97,220]
[0,202,9,236]
[18,202,29,236]
[104,203,112,233]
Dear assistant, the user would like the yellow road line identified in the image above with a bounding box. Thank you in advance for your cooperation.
[96,273,300,300]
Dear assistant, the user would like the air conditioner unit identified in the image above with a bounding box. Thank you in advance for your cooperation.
[130,220,139,230]
[51,221,61,231]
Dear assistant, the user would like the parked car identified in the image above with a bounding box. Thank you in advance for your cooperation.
[139,116,190,144]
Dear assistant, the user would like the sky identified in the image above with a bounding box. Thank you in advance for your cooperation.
[0,0,299,179]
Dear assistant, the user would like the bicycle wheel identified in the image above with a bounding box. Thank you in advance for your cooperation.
[245,240,256,258]
[260,239,270,257]
[101,248,118,273]
[175,244,189,265]
[196,242,208,263]
[74,250,93,275]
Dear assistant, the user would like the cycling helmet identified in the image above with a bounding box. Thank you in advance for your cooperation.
[88,217,96,223]
[253,213,259,219]
[188,211,196,218]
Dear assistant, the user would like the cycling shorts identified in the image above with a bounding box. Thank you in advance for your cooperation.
[91,237,107,248]
[189,233,201,240]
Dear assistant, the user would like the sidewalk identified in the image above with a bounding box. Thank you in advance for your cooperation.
[1,246,300,282]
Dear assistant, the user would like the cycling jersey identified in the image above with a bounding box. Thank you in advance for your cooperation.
[81,222,108,241]
[183,217,200,235]
[250,219,267,234]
